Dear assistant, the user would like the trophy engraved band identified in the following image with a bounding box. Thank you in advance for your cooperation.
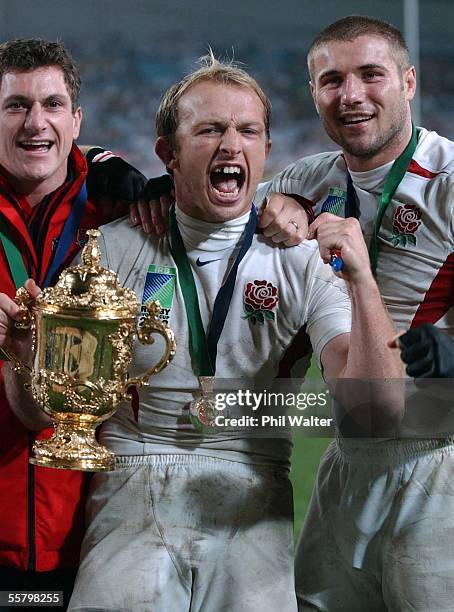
[9,230,176,472]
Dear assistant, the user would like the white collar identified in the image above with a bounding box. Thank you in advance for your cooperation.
[349,159,395,192]
[175,205,250,252]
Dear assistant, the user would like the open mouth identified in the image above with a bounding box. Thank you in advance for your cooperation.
[210,165,245,198]
[18,140,53,152]
[341,114,374,126]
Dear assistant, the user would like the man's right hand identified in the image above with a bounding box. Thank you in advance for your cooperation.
[0,279,40,366]
[0,280,52,430]
[308,213,371,285]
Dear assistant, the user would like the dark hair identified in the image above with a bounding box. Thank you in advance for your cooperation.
[308,15,411,79]
[0,38,81,111]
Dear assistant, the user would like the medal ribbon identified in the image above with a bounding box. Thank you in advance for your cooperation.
[0,182,88,291]
[169,204,257,376]
[345,125,418,274]
[42,182,88,288]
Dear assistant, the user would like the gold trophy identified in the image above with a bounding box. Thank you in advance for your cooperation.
[4,230,176,472]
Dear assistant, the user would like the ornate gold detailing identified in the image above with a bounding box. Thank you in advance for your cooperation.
[81,229,101,267]
[31,421,115,471]
[9,230,176,471]
[128,302,176,388]
[14,286,34,329]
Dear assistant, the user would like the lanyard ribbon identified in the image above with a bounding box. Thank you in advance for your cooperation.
[42,182,87,288]
[345,124,418,274]
[0,183,87,290]
[169,204,257,376]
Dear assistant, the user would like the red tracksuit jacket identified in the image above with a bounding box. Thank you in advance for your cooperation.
[0,145,97,571]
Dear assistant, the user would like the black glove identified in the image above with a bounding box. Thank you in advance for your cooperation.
[86,148,147,201]
[142,174,174,201]
[399,323,454,378]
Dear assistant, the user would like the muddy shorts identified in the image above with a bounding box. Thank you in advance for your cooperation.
[295,438,454,612]
[69,453,297,612]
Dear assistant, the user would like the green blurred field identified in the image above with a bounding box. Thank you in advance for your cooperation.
[290,357,332,535]
[290,437,331,534]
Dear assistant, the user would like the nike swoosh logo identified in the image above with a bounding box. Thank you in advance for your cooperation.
[196,257,222,267]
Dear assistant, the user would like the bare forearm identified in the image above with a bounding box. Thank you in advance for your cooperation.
[344,278,402,379]
[313,214,404,433]
[3,363,52,430]
[336,278,404,434]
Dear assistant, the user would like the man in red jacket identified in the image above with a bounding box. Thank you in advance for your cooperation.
[0,38,147,610]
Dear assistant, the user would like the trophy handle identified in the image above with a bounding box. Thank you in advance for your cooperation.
[0,287,34,374]
[126,301,176,389]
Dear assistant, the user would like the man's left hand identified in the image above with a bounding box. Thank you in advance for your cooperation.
[130,175,174,235]
[258,193,310,246]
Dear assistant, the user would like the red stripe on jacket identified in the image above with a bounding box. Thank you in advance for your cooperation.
[411,253,454,328]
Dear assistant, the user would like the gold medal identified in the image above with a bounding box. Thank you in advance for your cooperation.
[189,376,216,428]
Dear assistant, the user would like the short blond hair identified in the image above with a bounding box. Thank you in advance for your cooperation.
[156,52,271,148]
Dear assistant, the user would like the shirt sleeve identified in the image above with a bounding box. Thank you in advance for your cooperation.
[301,247,352,367]
[254,181,271,209]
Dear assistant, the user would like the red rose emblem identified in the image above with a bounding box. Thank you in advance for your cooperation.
[393,204,422,235]
[243,280,279,325]
[244,280,278,310]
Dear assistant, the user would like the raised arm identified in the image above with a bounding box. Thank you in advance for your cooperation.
[312,213,404,433]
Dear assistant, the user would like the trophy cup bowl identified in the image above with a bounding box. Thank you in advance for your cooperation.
[5,230,176,472]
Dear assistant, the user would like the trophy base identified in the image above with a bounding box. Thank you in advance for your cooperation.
[30,421,115,472]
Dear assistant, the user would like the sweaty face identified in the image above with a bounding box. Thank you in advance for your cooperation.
[310,35,415,171]
[162,81,271,222]
[0,66,81,205]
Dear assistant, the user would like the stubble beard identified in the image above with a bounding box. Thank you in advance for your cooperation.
[340,114,408,162]
[322,91,409,164]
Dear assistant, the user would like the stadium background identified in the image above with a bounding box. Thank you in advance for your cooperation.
[4,0,453,533]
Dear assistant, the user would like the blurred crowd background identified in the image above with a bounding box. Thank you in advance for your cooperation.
[1,0,453,179]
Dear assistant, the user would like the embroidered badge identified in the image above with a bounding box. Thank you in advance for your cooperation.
[391,204,422,247]
[243,280,278,325]
[140,264,176,325]
[321,187,347,216]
